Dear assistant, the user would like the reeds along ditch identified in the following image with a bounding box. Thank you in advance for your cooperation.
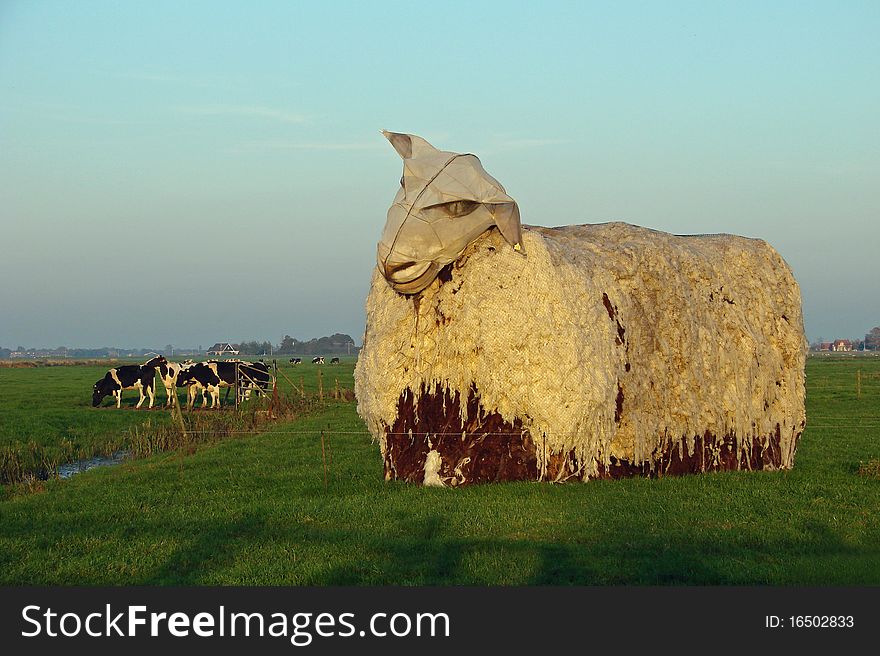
[126,392,321,457]
[0,442,58,485]
[0,388,353,487]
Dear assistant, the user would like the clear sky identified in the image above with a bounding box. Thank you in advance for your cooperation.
[1,0,877,348]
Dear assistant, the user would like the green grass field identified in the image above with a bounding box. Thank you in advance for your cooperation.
[0,356,878,585]
[0,358,354,482]
[0,363,173,480]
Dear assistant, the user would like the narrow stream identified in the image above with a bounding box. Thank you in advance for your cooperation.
[57,450,131,479]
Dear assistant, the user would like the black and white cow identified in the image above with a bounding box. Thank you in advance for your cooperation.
[183,375,210,409]
[176,361,235,409]
[92,356,166,409]
[329,357,340,365]
[312,356,325,365]
[289,357,302,365]
[237,361,272,400]
[156,359,197,407]
[176,360,272,408]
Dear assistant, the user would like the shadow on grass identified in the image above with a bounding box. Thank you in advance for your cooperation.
[320,514,461,585]
[2,506,876,585]
[163,512,874,586]
[139,514,268,585]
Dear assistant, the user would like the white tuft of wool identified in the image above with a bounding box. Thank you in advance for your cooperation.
[423,450,446,487]
[354,222,807,479]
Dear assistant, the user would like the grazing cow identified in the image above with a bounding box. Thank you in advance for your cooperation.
[177,360,272,408]
[330,357,340,365]
[289,357,302,365]
[312,356,325,365]
[156,359,196,407]
[177,361,236,409]
[92,356,166,409]
[238,361,272,400]
[184,379,210,409]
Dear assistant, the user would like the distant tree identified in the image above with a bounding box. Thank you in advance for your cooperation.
[865,326,880,351]
[237,340,274,356]
[0,347,10,359]
[239,333,356,356]
[237,340,258,355]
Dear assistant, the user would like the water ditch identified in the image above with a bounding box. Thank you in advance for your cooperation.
[56,450,131,479]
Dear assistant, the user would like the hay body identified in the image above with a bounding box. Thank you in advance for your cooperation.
[355,222,807,484]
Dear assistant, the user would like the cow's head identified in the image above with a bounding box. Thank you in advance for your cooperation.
[377,131,524,294]
[144,355,167,368]
[92,375,114,407]
[176,366,197,387]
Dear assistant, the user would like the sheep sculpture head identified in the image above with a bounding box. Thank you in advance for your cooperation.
[377,130,525,294]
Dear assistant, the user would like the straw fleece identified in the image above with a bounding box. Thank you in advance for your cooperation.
[355,222,806,484]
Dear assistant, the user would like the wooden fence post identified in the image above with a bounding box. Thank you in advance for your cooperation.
[320,430,328,490]
[172,393,187,441]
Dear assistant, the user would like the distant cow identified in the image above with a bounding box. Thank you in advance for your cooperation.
[92,356,166,409]
[330,357,340,365]
[289,358,302,365]
[312,356,325,365]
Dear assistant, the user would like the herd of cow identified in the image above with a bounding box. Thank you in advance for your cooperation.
[288,356,340,365]
[91,356,273,410]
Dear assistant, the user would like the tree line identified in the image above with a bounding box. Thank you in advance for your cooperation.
[4,327,877,359]
[235,333,358,356]
[1,333,360,359]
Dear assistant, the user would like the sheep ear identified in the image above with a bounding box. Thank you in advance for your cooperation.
[381,130,437,159]
[491,202,525,254]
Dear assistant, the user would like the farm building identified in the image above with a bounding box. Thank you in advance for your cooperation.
[355,131,808,486]
[206,343,240,356]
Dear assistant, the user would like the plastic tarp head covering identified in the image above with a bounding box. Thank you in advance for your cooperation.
[377,130,524,294]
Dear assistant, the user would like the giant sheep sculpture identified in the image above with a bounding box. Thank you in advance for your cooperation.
[354,131,807,486]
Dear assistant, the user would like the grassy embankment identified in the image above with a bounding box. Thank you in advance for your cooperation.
[0,356,878,585]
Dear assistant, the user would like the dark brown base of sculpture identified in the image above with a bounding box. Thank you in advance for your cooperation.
[383,386,799,485]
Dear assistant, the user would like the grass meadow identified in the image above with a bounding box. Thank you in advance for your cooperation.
[0,355,878,585]
[0,359,348,483]
[0,363,175,482]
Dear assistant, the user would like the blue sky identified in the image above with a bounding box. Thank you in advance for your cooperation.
[1,0,877,348]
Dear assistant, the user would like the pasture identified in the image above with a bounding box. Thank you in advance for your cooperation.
[0,359,353,483]
[0,356,878,585]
